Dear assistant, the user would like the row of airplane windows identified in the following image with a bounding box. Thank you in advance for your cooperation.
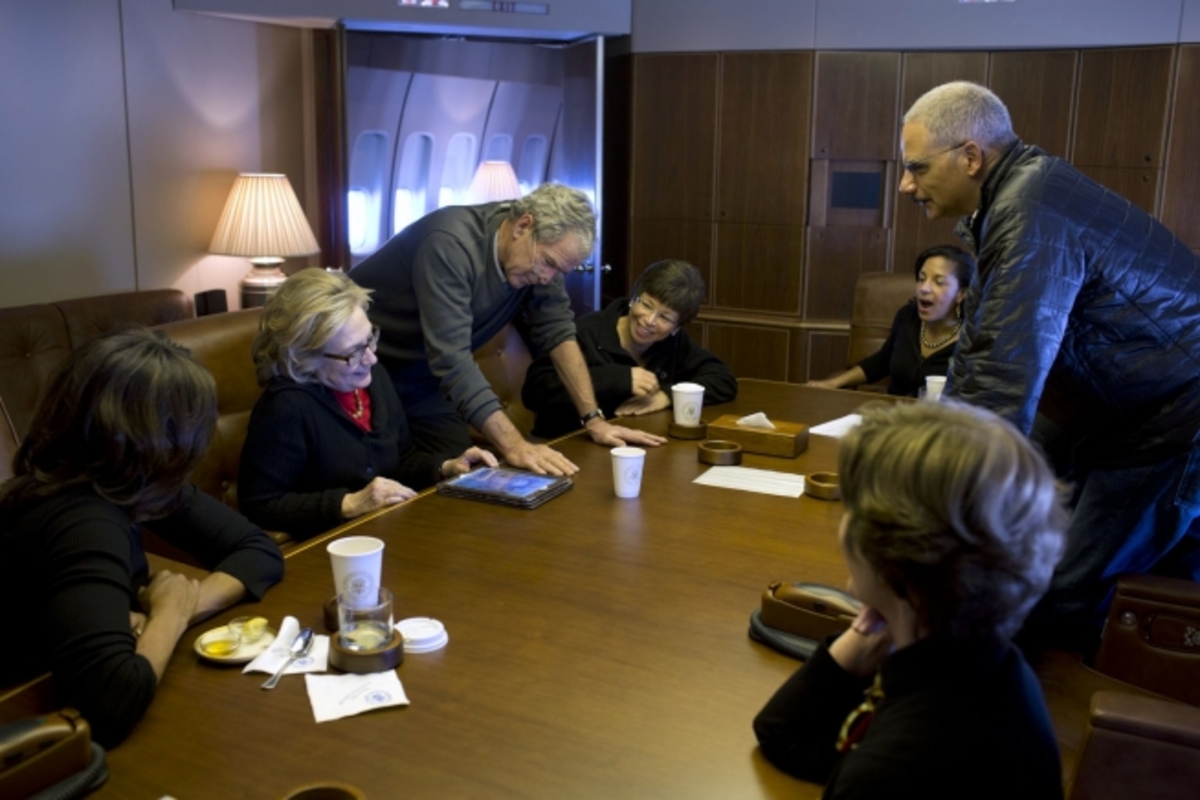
[348,130,549,255]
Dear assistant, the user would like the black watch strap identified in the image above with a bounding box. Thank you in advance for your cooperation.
[579,408,605,426]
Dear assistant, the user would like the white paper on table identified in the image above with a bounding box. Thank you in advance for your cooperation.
[693,466,806,498]
[808,414,863,439]
[243,615,330,675]
[305,671,410,723]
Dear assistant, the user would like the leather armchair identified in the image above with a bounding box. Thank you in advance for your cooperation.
[846,272,913,392]
[153,309,263,512]
[1036,574,1200,798]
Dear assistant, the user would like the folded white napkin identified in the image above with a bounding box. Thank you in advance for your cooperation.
[243,615,330,675]
[305,671,410,723]
[736,411,776,430]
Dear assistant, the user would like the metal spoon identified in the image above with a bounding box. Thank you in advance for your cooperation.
[260,627,314,690]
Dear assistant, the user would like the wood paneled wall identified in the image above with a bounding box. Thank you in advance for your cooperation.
[607,44,1200,384]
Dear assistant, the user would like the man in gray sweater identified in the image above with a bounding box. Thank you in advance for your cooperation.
[351,183,663,476]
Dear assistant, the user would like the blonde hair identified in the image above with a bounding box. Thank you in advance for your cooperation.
[838,401,1067,641]
[252,268,372,384]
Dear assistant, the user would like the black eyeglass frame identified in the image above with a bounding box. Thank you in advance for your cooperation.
[322,325,381,367]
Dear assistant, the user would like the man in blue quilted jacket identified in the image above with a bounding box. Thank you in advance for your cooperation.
[899,80,1200,651]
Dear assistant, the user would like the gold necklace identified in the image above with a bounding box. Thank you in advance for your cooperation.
[921,320,961,350]
[350,389,365,419]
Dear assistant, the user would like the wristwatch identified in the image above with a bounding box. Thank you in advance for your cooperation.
[579,408,605,426]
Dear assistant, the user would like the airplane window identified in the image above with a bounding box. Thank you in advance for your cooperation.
[439,133,477,208]
[485,134,513,163]
[348,131,389,254]
[394,133,433,234]
[517,136,548,194]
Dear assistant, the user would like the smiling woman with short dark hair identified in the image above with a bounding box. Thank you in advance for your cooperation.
[521,259,737,438]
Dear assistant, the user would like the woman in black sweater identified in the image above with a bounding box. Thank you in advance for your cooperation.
[238,268,495,540]
[522,259,736,438]
[754,401,1068,798]
[0,330,283,747]
[808,245,975,397]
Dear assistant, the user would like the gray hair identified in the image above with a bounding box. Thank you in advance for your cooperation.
[838,400,1067,642]
[252,268,372,385]
[509,183,596,252]
[904,81,1017,153]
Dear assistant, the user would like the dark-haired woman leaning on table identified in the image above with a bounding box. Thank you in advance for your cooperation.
[0,330,283,747]
[807,246,975,397]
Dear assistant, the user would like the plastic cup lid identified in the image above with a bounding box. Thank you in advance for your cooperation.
[396,617,449,653]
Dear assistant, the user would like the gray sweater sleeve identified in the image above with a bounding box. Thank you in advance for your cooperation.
[410,232,506,431]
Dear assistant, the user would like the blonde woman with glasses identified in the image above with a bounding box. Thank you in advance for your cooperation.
[239,268,495,540]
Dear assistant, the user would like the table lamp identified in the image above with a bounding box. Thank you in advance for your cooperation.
[466,161,521,203]
[210,173,321,308]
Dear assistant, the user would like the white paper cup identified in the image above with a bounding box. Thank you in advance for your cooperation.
[925,376,947,402]
[611,446,646,499]
[327,536,384,608]
[671,382,705,426]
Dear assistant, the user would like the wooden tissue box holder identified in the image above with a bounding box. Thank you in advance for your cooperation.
[706,415,809,458]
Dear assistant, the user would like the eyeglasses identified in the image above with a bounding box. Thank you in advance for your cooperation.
[633,296,680,329]
[323,325,380,368]
[902,141,968,177]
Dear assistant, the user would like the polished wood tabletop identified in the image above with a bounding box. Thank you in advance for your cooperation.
[94,381,897,799]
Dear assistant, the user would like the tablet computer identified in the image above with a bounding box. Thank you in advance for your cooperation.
[436,467,573,509]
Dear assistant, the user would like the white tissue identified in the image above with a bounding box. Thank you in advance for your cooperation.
[243,615,330,675]
[736,412,776,430]
[305,671,410,722]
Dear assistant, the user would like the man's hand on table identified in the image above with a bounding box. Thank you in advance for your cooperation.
[503,440,580,476]
[585,419,667,448]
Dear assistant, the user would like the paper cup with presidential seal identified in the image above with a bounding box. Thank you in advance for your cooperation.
[327,536,384,609]
[611,446,646,499]
[671,382,705,427]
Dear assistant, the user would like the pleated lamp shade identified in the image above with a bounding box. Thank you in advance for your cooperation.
[467,161,521,204]
[210,173,320,265]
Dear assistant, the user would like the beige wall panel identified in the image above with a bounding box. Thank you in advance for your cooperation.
[124,0,309,309]
[0,0,135,306]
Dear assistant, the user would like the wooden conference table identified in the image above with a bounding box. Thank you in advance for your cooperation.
[95,381,898,799]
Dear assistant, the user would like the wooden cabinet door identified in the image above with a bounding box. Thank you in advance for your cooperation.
[717,52,812,226]
[989,50,1076,159]
[630,54,718,221]
[706,323,791,382]
[1073,47,1173,169]
[812,52,901,161]
[1162,45,1200,250]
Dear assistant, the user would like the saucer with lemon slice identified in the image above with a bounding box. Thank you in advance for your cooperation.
[194,616,276,664]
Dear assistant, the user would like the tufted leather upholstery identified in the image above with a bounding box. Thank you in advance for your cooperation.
[0,290,194,439]
[152,309,264,511]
